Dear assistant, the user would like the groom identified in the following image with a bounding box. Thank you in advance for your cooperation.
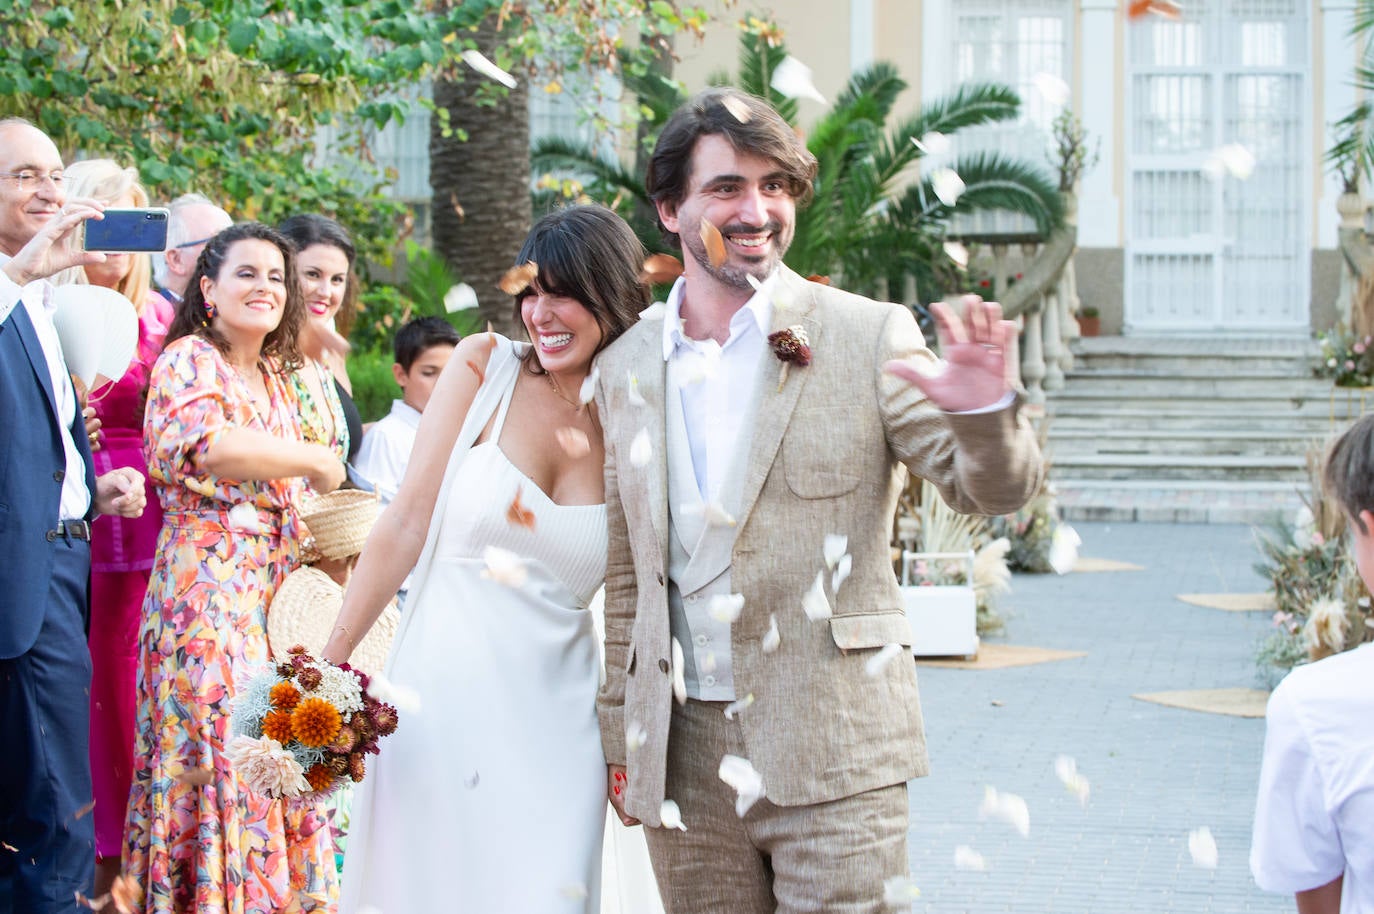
[594,87,1044,912]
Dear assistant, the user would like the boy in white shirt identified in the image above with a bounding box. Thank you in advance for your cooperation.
[1251,412,1374,914]
[355,316,460,505]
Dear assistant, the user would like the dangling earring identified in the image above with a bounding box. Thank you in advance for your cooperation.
[203,299,218,320]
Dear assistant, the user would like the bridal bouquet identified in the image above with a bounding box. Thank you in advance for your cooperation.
[227,645,399,800]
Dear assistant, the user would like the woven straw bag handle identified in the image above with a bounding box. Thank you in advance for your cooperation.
[382,335,525,672]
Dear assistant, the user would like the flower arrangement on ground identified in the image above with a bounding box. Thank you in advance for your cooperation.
[228,645,399,800]
[1314,325,1374,388]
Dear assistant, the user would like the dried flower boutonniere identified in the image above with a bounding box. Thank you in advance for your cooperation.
[768,325,811,390]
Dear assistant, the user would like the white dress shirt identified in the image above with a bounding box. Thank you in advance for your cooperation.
[354,399,422,506]
[0,257,92,521]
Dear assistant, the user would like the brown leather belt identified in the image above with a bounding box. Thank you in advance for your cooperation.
[47,519,92,542]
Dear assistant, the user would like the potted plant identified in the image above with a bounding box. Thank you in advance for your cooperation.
[1078,305,1100,337]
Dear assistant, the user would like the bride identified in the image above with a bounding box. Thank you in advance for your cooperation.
[322,205,662,913]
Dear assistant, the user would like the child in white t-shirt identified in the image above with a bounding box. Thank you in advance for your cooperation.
[1251,413,1374,914]
[355,316,460,505]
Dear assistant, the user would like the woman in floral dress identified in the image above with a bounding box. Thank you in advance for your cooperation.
[124,223,346,912]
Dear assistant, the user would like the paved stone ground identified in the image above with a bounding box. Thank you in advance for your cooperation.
[904,522,1288,913]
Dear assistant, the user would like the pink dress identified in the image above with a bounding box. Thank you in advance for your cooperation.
[87,293,172,859]
[123,335,339,912]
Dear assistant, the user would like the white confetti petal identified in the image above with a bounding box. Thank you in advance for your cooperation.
[639,302,666,321]
[1054,755,1091,807]
[802,571,832,621]
[630,428,652,467]
[365,671,422,715]
[770,55,826,105]
[1188,826,1218,869]
[943,241,969,268]
[832,553,852,593]
[1032,72,1071,107]
[675,341,722,384]
[709,593,746,624]
[683,500,737,528]
[722,693,754,720]
[578,365,599,405]
[700,651,716,674]
[912,130,950,155]
[1202,144,1256,182]
[627,371,646,407]
[671,636,686,705]
[823,534,848,570]
[480,546,527,588]
[559,883,589,900]
[659,799,687,831]
[761,614,781,653]
[931,167,966,206]
[443,282,479,312]
[227,502,258,532]
[864,643,904,677]
[954,845,988,872]
[883,875,922,904]
[461,48,517,88]
[626,722,648,752]
[979,786,1030,837]
[717,754,766,817]
[1048,524,1081,575]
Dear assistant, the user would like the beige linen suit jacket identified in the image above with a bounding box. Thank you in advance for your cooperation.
[595,267,1043,826]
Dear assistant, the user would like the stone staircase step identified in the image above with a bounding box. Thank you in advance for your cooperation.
[1048,429,1321,457]
[1052,453,1308,482]
[1045,410,1341,434]
[1053,478,1305,525]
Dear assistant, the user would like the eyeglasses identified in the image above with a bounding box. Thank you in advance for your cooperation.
[0,170,64,191]
[173,236,214,249]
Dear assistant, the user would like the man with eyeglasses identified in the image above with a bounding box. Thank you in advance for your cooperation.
[0,117,147,914]
[152,192,231,306]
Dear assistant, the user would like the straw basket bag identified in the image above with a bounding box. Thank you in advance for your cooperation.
[268,567,398,677]
[299,489,380,560]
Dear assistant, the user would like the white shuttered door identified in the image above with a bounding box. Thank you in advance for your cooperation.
[1125,0,1308,333]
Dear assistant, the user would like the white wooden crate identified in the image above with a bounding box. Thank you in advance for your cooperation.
[900,550,979,659]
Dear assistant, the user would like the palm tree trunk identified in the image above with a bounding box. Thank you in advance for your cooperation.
[430,10,530,337]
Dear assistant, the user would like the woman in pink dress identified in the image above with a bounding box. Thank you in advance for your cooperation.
[54,159,173,896]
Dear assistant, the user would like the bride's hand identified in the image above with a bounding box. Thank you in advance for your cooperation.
[607,764,639,826]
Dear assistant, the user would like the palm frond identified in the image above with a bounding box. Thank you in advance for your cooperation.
[892,83,1022,144]
[529,135,649,208]
[891,152,1063,236]
[735,30,798,123]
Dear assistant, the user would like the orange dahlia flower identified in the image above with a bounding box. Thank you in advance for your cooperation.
[269,681,301,711]
[262,709,295,744]
[291,697,342,748]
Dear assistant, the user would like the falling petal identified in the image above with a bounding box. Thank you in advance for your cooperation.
[832,554,852,592]
[660,799,688,831]
[931,168,966,206]
[642,253,685,285]
[709,593,746,624]
[943,241,969,268]
[723,693,755,720]
[864,643,904,677]
[1048,524,1081,575]
[366,671,422,715]
[911,131,950,155]
[721,94,753,123]
[802,571,832,621]
[770,54,826,104]
[823,534,848,570]
[762,614,781,653]
[72,799,96,821]
[555,427,591,459]
[627,371,646,407]
[226,502,258,532]
[682,500,737,528]
[1032,73,1071,107]
[718,754,766,816]
[883,875,922,904]
[465,771,480,788]
[497,261,539,295]
[699,219,727,269]
[443,282,479,313]
[700,651,716,674]
[449,192,466,222]
[630,428,652,467]
[979,786,1030,837]
[481,546,527,588]
[671,637,686,705]
[1202,143,1256,181]
[639,302,667,321]
[461,48,517,88]
[1054,755,1091,806]
[626,721,648,752]
[578,365,599,405]
[560,883,589,900]
[954,845,988,871]
[1188,826,1218,869]
[675,340,723,384]
[505,487,537,530]
[1128,0,1182,19]
[466,360,485,385]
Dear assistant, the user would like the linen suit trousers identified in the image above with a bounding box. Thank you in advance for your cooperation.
[644,698,909,914]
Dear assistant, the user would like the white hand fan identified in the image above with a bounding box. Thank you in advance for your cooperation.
[49,284,138,389]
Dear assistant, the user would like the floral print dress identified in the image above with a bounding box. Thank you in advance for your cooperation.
[124,335,339,913]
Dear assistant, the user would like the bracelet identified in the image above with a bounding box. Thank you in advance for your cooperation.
[334,624,357,650]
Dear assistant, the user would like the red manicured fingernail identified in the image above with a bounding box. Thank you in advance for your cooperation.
[613,786,621,795]
[614,772,625,782]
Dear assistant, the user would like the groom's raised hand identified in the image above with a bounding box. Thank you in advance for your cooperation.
[607,764,640,826]
[883,294,1020,413]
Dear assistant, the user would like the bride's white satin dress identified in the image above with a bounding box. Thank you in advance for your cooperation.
[340,339,662,914]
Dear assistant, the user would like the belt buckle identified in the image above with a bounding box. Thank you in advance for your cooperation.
[47,520,91,542]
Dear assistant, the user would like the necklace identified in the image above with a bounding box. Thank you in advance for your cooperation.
[543,370,582,410]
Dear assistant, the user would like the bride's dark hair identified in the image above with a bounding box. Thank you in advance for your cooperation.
[510,205,650,372]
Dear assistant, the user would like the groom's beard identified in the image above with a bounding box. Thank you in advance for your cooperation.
[680,219,792,290]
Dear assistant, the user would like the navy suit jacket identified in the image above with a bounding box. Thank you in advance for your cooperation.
[0,301,97,660]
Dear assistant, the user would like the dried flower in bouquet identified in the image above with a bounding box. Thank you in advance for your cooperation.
[228,645,399,801]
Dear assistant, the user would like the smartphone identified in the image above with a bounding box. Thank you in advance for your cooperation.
[82,208,170,253]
